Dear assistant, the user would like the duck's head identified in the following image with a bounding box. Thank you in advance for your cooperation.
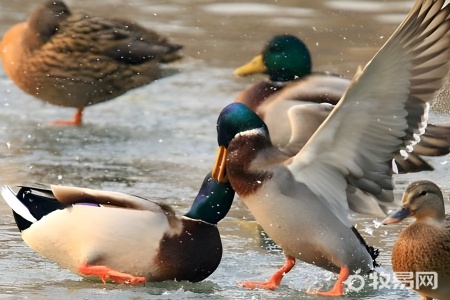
[25,0,71,48]
[233,34,312,82]
[212,103,268,182]
[184,171,235,224]
[383,180,445,225]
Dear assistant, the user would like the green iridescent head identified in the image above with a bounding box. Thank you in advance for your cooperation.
[216,103,268,148]
[263,34,312,82]
[184,172,235,224]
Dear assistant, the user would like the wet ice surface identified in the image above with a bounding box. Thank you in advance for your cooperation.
[0,0,449,299]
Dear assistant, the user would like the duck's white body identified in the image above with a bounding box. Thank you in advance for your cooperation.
[22,204,170,277]
[244,176,372,274]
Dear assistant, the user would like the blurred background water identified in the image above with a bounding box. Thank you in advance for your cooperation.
[0,0,449,299]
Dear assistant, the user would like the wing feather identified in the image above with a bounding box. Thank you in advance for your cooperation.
[288,0,450,224]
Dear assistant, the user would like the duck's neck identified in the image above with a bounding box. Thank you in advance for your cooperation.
[415,202,446,225]
[235,81,285,113]
[226,129,275,198]
[417,215,446,228]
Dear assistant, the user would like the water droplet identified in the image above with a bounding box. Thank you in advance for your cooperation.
[373,220,382,228]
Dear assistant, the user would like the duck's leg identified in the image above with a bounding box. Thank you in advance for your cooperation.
[307,266,349,296]
[78,262,146,285]
[238,256,295,290]
[51,107,83,125]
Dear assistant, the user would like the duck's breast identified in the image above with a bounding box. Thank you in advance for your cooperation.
[242,173,373,274]
[392,222,450,298]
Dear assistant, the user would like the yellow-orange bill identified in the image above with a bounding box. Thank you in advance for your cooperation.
[212,146,228,183]
[233,54,267,77]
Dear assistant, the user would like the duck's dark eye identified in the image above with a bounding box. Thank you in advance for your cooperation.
[268,44,281,52]
[419,190,428,196]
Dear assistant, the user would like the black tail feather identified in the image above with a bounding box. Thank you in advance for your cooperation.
[351,226,380,268]
[13,211,33,232]
[13,186,67,231]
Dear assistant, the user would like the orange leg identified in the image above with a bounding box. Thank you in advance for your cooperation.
[307,266,349,296]
[51,107,83,125]
[238,256,295,290]
[78,262,146,285]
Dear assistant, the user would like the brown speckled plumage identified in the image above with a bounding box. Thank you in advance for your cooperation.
[392,217,450,273]
[0,0,182,124]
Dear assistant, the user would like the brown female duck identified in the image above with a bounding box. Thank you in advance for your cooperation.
[383,180,450,300]
[0,0,182,125]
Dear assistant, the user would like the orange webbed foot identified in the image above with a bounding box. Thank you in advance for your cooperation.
[51,119,81,125]
[306,266,349,297]
[50,108,83,125]
[78,262,146,285]
[238,256,295,291]
[238,280,279,290]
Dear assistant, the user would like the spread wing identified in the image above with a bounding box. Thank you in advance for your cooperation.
[288,0,450,225]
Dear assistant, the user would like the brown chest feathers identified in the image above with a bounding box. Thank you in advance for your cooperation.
[392,222,450,275]
[155,219,222,282]
[226,132,273,197]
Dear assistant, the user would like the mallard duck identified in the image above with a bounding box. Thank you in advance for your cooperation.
[383,180,450,300]
[212,0,450,296]
[0,172,234,284]
[234,34,450,173]
[234,34,345,111]
[0,0,182,125]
